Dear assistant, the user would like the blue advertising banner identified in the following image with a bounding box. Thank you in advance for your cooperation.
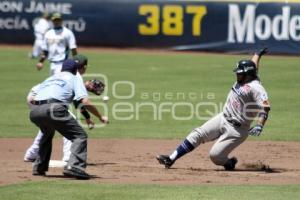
[0,0,300,54]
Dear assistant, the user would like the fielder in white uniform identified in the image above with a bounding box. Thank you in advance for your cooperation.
[31,13,52,58]
[36,13,77,75]
[157,48,271,170]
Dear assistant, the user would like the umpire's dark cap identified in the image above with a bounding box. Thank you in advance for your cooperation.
[61,59,80,75]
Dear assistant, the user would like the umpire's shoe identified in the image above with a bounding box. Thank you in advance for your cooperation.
[32,170,46,176]
[63,166,90,180]
[156,155,174,169]
[223,157,238,171]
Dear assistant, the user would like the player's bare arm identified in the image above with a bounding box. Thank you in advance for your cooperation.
[36,50,48,70]
[249,105,270,137]
[73,100,95,129]
[81,97,109,124]
[257,106,270,126]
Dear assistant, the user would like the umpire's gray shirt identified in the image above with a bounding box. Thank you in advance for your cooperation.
[34,72,87,104]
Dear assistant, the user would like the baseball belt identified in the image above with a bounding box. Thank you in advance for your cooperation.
[223,113,241,127]
[30,99,62,105]
[50,60,64,64]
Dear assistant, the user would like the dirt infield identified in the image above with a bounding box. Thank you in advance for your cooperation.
[0,138,300,186]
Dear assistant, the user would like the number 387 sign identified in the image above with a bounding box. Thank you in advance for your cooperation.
[138,4,207,36]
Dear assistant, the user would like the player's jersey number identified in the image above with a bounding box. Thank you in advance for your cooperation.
[138,4,207,36]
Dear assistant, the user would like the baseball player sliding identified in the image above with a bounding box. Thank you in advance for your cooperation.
[157,47,270,170]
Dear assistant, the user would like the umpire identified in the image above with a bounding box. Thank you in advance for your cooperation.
[29,58,107,179]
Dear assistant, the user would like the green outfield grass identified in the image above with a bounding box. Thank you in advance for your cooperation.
[0,47,299,141]
[0,181,299,200]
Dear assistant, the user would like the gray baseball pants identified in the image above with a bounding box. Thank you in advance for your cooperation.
[186,113,249,165]
[29,103,88,173]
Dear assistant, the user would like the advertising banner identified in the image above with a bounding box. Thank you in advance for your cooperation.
[0,0,299,54]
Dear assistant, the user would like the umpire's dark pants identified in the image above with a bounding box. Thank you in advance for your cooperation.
[29,103,87,173]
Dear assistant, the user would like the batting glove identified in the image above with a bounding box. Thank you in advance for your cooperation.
[256,47,268,57]
[249,124,263,136]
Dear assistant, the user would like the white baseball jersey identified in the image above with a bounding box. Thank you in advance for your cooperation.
[223,79,270,128]
[42,26,77,62]
[34,18,51,40]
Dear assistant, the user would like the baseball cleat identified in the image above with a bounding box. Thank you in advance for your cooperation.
[223,157,238,171]
[32,170,46,176]
[156,155,174,169]
[63,166,90,180]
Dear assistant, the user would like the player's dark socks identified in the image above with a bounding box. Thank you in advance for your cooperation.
[171,139,195,161]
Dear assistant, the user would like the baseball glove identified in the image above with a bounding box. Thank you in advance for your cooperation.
[85,79,105,96]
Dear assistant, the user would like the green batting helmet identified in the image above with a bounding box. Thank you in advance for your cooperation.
[73,54,88,68]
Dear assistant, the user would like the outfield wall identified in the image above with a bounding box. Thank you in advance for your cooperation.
[0,0,300,54]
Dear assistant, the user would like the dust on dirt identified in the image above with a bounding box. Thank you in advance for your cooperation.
[0,139,299,186]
